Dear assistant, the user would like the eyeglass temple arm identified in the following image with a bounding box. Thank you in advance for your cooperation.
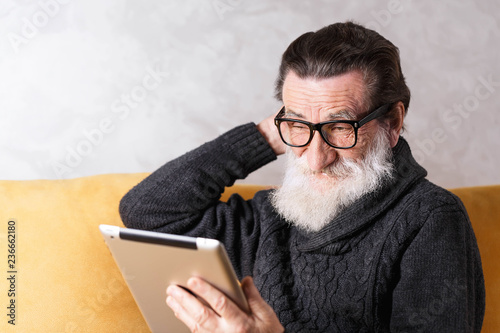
[274,106,286,126]
[358,103,392,127]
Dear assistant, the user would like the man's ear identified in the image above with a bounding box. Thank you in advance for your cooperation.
[387,101,405,148]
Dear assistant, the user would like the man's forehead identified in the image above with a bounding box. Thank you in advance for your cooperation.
[282,71,368,117]
[283,70,366,94]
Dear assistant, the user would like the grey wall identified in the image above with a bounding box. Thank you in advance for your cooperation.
[1,0,499,188]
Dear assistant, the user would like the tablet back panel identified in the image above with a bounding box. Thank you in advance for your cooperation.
[99,225,248,333]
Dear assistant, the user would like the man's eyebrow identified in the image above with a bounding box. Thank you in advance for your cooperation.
[283,108,357,120]
[326,110,356,120]
[283,108,305,119]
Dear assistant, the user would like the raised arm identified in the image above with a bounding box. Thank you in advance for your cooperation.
[119,123,277,235]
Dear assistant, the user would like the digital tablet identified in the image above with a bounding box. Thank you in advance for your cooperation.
[99,224,249,333]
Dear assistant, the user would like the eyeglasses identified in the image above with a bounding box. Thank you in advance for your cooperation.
[274,103,392,149]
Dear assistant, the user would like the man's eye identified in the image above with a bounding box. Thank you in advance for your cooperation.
[333,125,349,131]
[291,123,308,129]
[324,123,353,134]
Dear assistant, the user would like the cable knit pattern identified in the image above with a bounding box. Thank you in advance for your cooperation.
[119,123,484,332]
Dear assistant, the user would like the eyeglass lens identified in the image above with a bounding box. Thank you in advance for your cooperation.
[278,120,356,148]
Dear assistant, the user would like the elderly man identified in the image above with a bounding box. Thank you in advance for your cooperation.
[119,22,485,332]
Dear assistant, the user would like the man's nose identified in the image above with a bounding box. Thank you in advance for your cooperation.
[306,132,337,172]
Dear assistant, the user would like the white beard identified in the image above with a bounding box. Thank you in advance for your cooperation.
[270,128,395,233]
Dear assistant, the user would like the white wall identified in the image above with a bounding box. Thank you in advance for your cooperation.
[1,0,499,188]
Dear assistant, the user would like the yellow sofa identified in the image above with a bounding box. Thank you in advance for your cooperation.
[0,173,498,332]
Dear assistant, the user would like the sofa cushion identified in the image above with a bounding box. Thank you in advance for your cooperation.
[450,185,500,332]
[0,173,151,333]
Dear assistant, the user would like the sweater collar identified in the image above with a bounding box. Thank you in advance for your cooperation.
[295,137,427,252]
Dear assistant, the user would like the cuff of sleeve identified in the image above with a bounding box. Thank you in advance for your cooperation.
[220,123,277,176]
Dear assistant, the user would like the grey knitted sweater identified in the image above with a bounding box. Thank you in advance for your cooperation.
[119,123,484,332]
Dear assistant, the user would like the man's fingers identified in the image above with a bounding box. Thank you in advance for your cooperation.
[166,284,216,332]
[166,293,197,329]
[167,277,283,333]
[187,277,245,320]
[242,276,269,315]
[242,276,285,332]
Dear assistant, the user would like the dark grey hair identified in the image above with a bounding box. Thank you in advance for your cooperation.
[275,21,410,122]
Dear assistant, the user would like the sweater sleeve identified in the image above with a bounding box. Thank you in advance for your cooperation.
[389,200,485,332]
[118,123,277,277]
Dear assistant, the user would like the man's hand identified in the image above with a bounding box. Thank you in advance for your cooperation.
[257,109,286,156]
[166,276,284,333]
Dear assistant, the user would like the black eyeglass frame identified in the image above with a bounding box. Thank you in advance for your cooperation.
[274,103,392,149]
